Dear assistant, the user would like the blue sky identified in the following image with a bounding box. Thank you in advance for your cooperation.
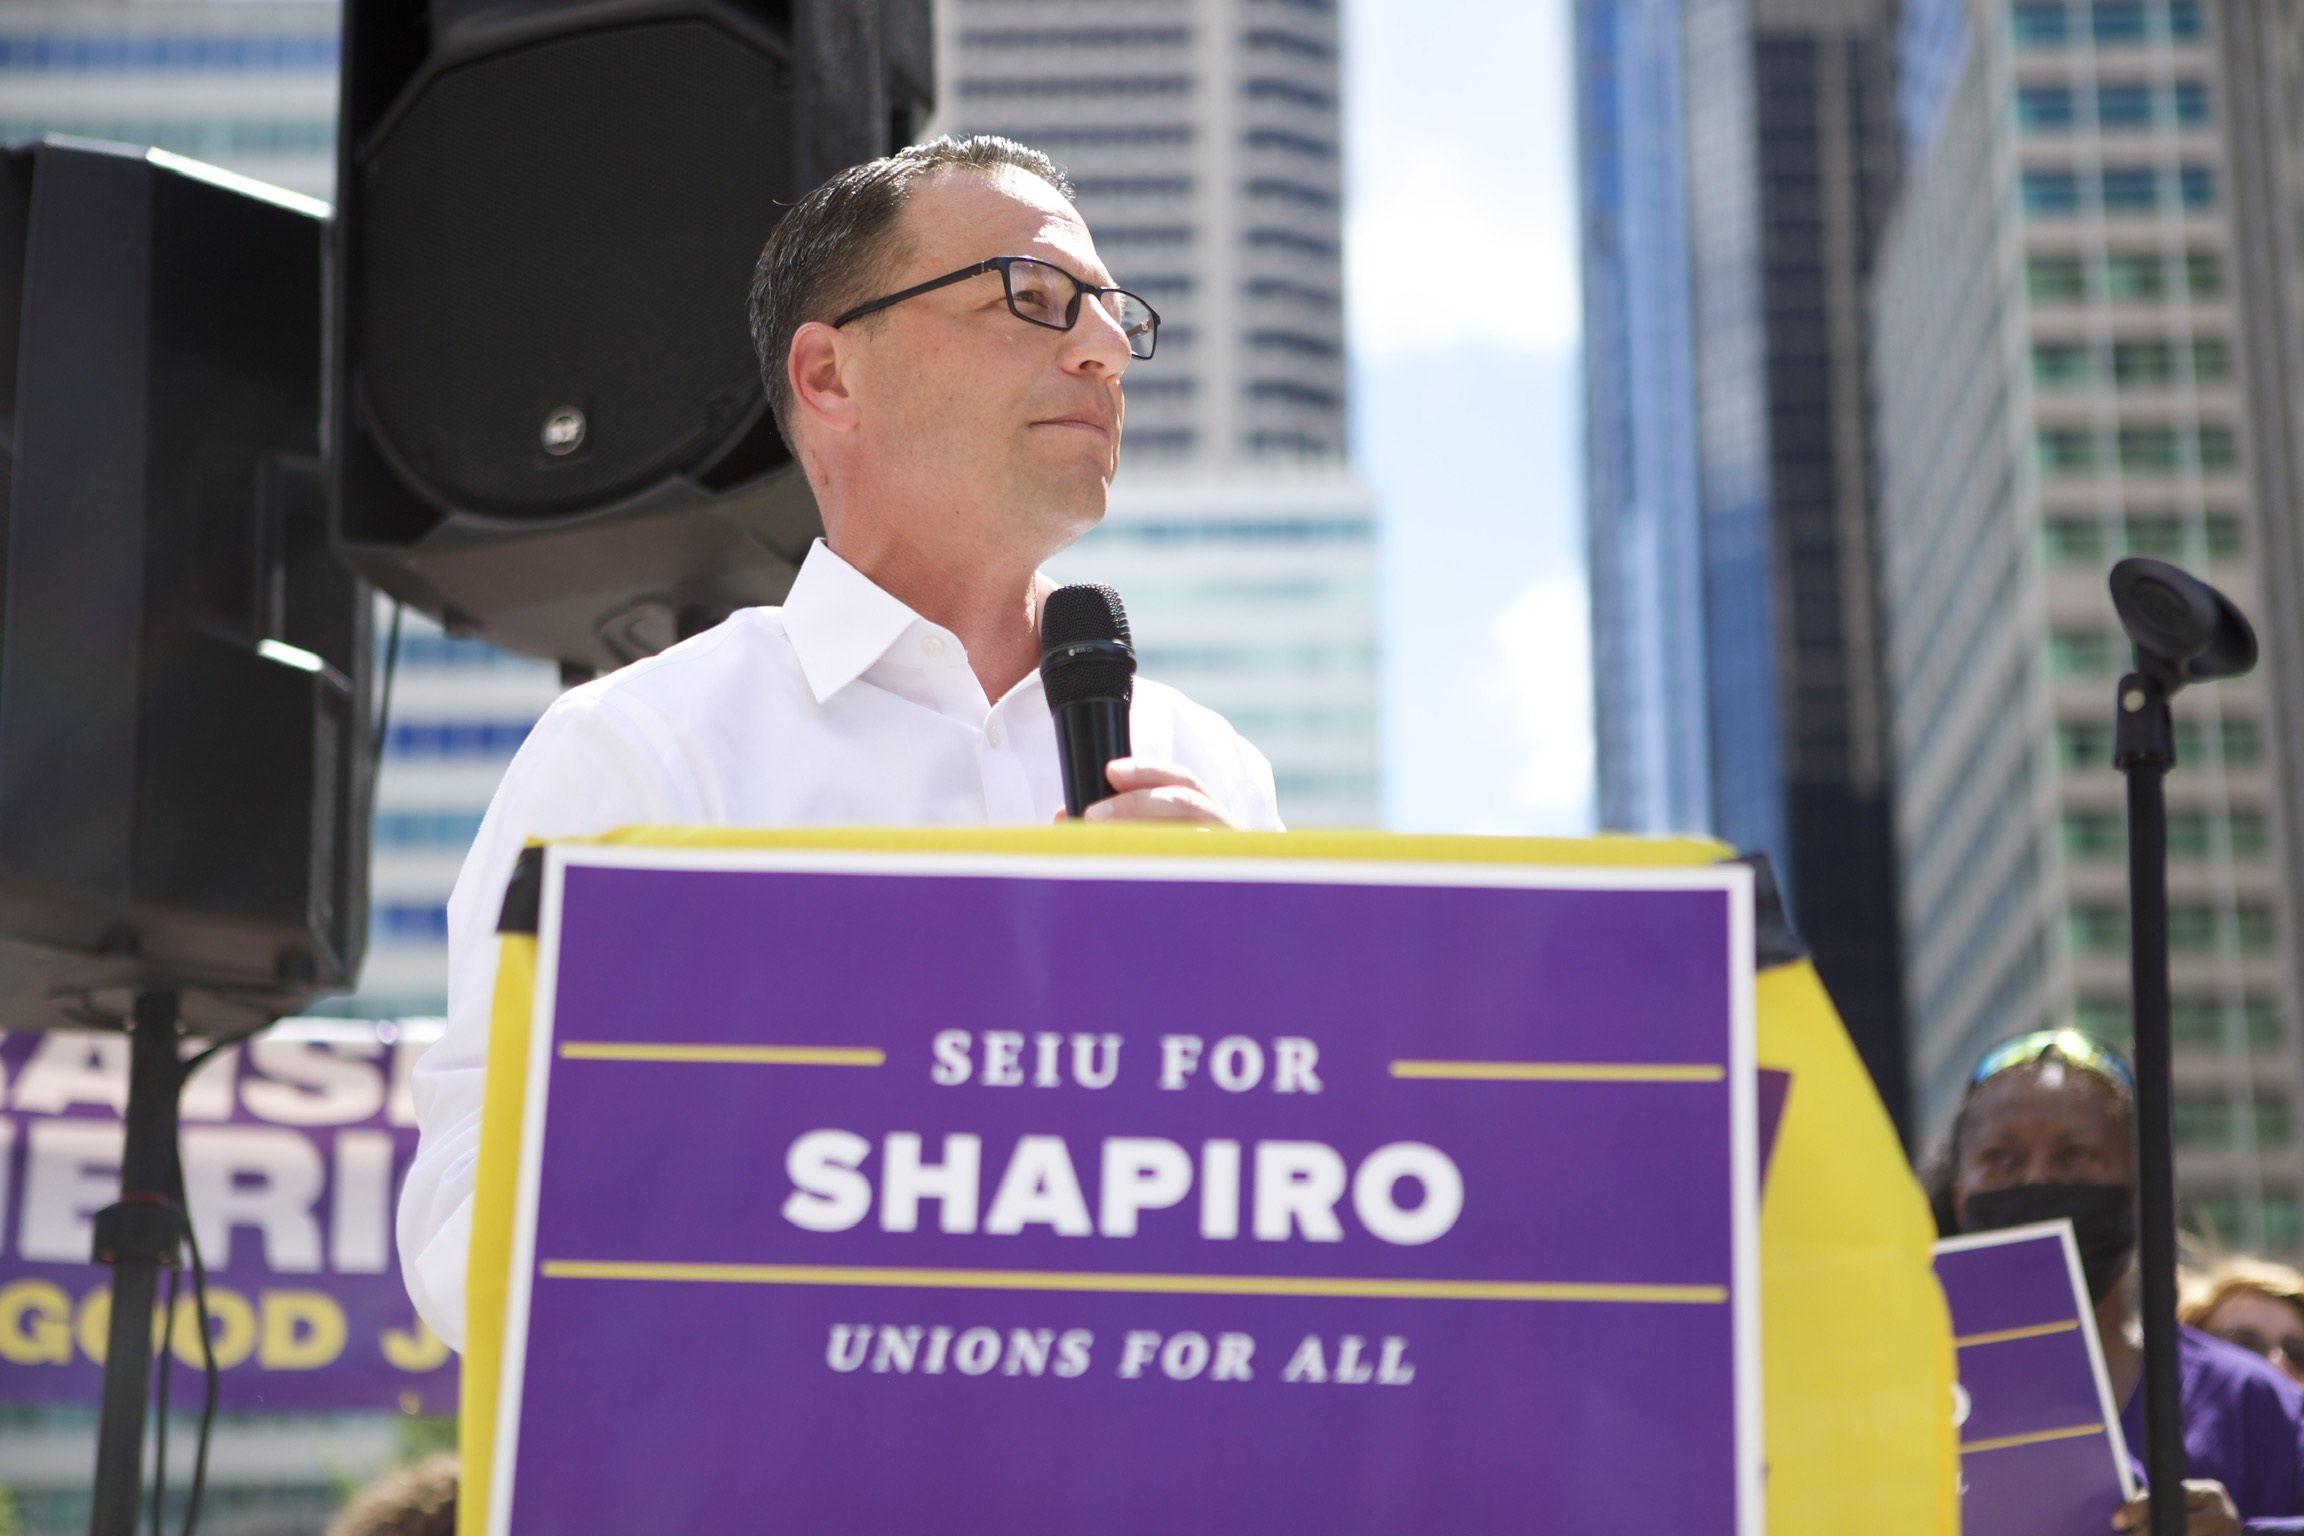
[1343,0,1592,835]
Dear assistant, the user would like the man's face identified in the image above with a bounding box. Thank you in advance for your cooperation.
[835,166,1133,562]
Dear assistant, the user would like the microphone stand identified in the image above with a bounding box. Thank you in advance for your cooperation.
[2114,674,2185,1536]
[2106,555,2257,1536]
[88,990,187,1536]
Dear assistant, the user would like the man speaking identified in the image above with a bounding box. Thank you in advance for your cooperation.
[396,137,1284,1349]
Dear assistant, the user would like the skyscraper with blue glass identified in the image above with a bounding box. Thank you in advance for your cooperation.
[1577,0,1911,1129]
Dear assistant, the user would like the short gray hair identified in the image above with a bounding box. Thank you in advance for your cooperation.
[746,136,1075,450]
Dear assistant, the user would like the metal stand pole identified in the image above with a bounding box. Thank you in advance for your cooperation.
[87,990,186,1536]
[2116,672,2187,1536]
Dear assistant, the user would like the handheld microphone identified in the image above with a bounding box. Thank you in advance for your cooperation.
[1038,583,1135,817]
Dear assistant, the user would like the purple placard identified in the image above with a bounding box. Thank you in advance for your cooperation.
[0,1023,455,1413]
[1934,1222,2135,1536]
[486,846,1760,1535]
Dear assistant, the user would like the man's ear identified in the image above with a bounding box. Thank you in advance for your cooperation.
[787,320,862,436]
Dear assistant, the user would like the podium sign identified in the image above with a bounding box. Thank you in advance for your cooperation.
[472,838,1761,1534]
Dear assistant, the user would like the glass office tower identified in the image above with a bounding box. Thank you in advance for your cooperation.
[1875,0,2304,1253]
[1577,0,1912,1127]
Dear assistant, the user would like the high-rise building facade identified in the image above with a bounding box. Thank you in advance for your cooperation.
[1576,0,1912,1126]
[1875,0,2304,1252]
[937,0,1381,827]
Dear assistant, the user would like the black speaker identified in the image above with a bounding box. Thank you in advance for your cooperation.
[330,0,934,669]
[0,141,370,1035]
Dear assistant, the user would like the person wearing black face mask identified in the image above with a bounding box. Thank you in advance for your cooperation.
[1927,1030,2304,1536]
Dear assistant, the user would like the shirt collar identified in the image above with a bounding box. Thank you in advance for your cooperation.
[781,540,931,704]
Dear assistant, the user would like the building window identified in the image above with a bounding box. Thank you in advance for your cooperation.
[2095,82,2152,128]
[2070,903,2129,952]
[1243,76,1335,110]
[2020,85,2077,130]
[1072,176,1194,198]
[1245,178,1339,210]
[2036,425,2097,472]
[2041,515,2108,563]
[2168,0,2205,41]
[375,903,450,942]
[2180,165,2216,208]
[373,811,487,848]
[2105,252,2167,300]
[2173,1090,2236,1148]
[386,720,536,758]
[1246,379,1342,408]
[2205,512,2246,557]
[2187,251,2223,295]
[2033,341,2093,386]
[2050,628,2125,677]
[2023,169,2082,216]
[0,33,339,70]
[957,75,1192,99]
[1245,227,1340,258]
[2174,81,2211,124]
[2101,166,2158,212]
[1245,276,1339,307]
[2191,338,2230,381]
[2115,425,2179,472]
[1248,328,1339,358]
[2092,1,2149,44]
[2029,254,2088,302]
[2063,810,2125,858]
[2013,3,2072,46]
[1244,127,1336,159]
[2111,340,2173,385]
[1243,28,1334,62]
[2057,721,2119,769]
[958,26,1191,49]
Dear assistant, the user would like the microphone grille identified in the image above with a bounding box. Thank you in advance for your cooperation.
[1040,583,1132,652]
[1038,583,1135,709]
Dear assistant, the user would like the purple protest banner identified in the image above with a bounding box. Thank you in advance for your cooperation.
[1934,1221,2135,1536]
[0,1022,454,1413]
[475,842,1762,1535]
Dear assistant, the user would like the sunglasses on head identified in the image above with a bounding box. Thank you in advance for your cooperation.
[1971,1028,2136,1095]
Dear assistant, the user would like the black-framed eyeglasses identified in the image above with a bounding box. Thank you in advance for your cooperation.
[2213,1325,2304,1371]
[830,255,1160,359]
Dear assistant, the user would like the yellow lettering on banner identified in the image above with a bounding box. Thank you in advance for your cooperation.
[382,1314,450,1372]
[0,1279,75,1364]
[85,1286,263,1370]
[259,1290,346,1368]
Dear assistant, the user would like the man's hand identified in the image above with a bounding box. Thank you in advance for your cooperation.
[1056,757,1241,828]
[2112,1481,2241,1536]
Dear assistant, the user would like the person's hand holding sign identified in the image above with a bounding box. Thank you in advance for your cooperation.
[2111,1481,2241,1536]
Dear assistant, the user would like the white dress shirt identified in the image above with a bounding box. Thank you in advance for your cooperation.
[397,540,1283,1347]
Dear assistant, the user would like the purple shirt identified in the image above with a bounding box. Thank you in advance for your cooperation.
[2122,1326,2304,1531]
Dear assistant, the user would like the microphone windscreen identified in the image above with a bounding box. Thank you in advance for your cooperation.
[1039,583,1135,708]
[1040,582,1132,652]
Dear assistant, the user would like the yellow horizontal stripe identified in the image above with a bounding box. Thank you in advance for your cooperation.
[1960,1423,2104,1455]
[1389,1059,1727,1083]
[1955,1320,2080,1349]
[539,1259,1727,1306]
[557,1043,885,1067]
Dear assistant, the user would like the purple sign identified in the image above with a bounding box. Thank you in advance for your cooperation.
[484,846,1762,1535]
[0,1023,454,1413]
[1934,1222,2135,1536]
